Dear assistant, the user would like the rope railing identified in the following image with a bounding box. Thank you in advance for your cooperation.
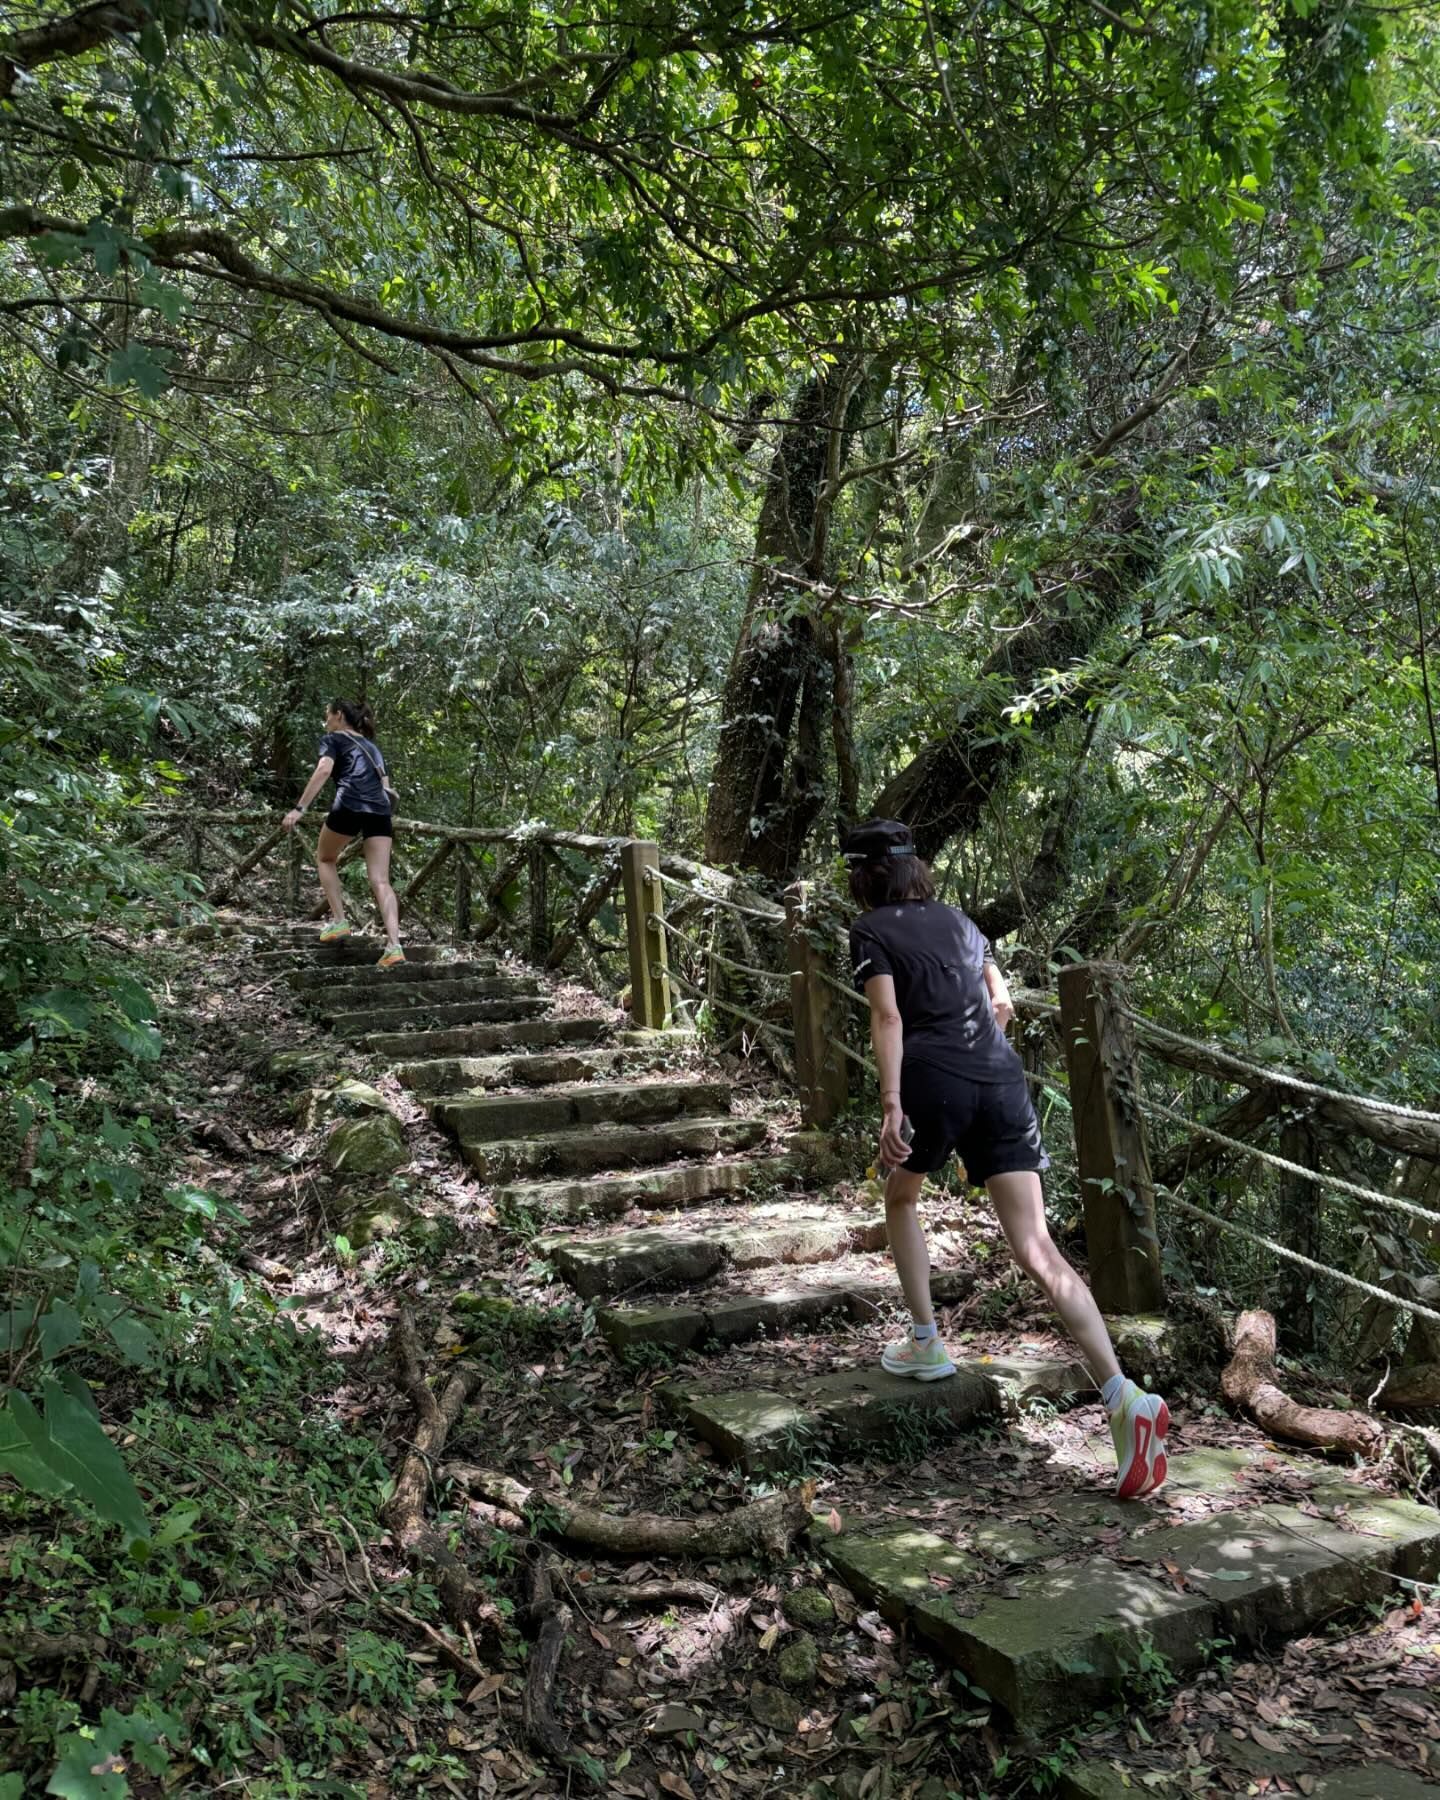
[1141,1097,1440,1230]
[659,962,796,1040]
[648,914,788,988]
[653,866,786,925]
[1126,1011,1440,1128]
[1161,1188,1440,1326]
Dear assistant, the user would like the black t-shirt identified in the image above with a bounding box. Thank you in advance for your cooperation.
[850,900,1020,1081]
[319,731,391,815]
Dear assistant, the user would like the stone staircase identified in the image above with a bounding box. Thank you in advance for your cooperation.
[273,922,1440,1786]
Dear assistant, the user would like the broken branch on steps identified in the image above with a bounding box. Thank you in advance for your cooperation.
[443,1462,815,1559]
[1221,1308,1384,1456]
[385,1310,501,1638]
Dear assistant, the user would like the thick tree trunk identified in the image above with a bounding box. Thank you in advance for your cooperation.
[1221,1309,1383,1456]
[704,376,845,880]
[871,491,1145,861]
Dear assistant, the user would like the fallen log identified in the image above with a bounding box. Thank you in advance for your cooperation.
[444,1462,814,1559]
[384,1311,499,1637]
[1221,1309,1383,1456]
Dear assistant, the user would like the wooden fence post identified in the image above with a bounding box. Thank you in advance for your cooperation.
[454,849,472,940]
[620,840,669,1029]
[528,844,551,964]
[785,883,849,1128]
[1057,962,1166,1316]
[288,824,303,912]
[1277,1116,1320,1353]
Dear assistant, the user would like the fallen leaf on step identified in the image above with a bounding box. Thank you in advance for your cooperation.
[659,1774,697,1800]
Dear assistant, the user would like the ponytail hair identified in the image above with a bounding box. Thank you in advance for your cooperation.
[330,698,376,739]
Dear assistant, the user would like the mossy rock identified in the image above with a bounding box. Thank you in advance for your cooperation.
[782,1587,835,1631]
[776,1630,819,1691]
[267,1049,332,1086]
[301,1079,394,1129]
[339,1195,417,1247]
[326,1112,408,1176]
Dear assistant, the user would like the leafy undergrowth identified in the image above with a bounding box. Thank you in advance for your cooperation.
[4,918,1438,1800]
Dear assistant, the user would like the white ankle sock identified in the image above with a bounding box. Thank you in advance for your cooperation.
[1101,1373,1128,1412]
[911,1319,936,1343]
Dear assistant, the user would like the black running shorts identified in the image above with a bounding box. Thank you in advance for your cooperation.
[899,1061,1049,1185]
[324,806,392,840]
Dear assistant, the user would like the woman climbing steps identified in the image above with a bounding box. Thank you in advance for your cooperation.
[846,817,1169,1500]
[283,699,405,969]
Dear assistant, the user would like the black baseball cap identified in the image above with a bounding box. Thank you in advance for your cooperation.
[842,818,917,862]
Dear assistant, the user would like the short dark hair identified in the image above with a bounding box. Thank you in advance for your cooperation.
[843,818,935,910]
[330,697,376,739]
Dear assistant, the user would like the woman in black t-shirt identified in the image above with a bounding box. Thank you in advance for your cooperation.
[283,699,404,968]
[847,818,1168,1500]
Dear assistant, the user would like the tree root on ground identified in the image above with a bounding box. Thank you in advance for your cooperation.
[385,1310,502,1638]
[443,1461,815,1558]
[1222,1309,1384,1456]
[520,1552,599,1786]
[577,1578,723,1611]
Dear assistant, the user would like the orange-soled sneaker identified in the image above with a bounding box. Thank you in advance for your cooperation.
[880,1331,957,1382]
[377,944,406,970]
[319,919,353,943]
[1110,1380,1170,1499]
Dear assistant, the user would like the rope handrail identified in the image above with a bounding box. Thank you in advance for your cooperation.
[817,966,869,1009]
[660,962,797,1040]
[1141,1097,1440,1230]
[137,806,625,857]
[1162,1188,1440,1325]
[1128,1013,1440,1127]
[647,915,788,987]
[654,865,786,924]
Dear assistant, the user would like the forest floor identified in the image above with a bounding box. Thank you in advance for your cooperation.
[3,916,1438,1800]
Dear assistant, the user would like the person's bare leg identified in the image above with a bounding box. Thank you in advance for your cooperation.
[884,1168,934,1326]
[363,835,400,944]
[986,1170,1121,1387]
[316,825,350,920]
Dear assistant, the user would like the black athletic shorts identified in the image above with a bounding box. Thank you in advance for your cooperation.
[324,806,392,840]
[899,1060,1049,1185]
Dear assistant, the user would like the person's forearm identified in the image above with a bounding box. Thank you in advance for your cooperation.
[870,1012,904,1105]
[984,960,1011,1009]
[294,770,327,811]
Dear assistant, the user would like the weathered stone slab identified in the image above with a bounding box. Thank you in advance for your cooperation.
[721,1213,859,1270]
[463,1115,766,1184]
[663,1363,1000,1471]
[320,975,541,1018]
[364,1016,609,1060]
[1062,1760,1439,1800]
[436,1079,730,1143]
[289,958,495,991]
[599,1280,865,1352]
[493,1155,800,1222]
[827,1524,981,1620]
[547,1229,727,1299]
[253,940,451,970]
[981,1354,1089,1411]
[396,1046,658,1096]
[333,994,551,1038]
[1135,1498,1440,1638]
[599,1302,709,1352]
[913,1557,1213,1731]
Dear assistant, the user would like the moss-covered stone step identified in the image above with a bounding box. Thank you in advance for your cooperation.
[395,1045,673,1096]
[331,994,552,1039]
[660,1360,1030,1471]
[460,1114,767,1184]
[433,1078,731,1143]
[362,1016,612,1060]
[287,958,499,992]
[542,1203,886,1300]
[598,1267,978,1351]
[315,975,542,1018]
[1062,1757,1436,1800]
[491,1154,802,1222]
[253,940,454,969]
[822,1450,1440,1734]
